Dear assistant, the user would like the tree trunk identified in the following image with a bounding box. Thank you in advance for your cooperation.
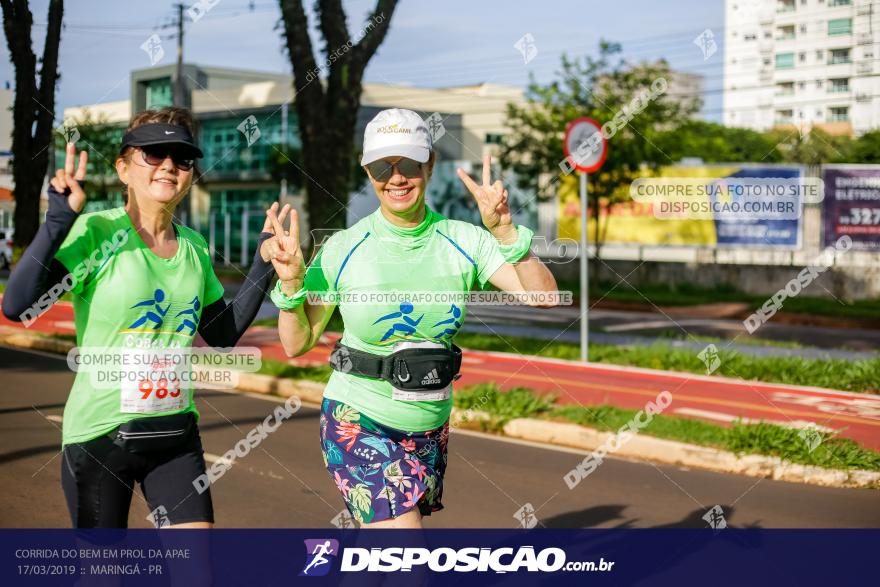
[1,0,64,255]
[297,96,361,242]
[279,0,398,252]
[11,180,41,249]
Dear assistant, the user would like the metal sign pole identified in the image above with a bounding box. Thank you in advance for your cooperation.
[563,117,604,363]
[580,171,589,362]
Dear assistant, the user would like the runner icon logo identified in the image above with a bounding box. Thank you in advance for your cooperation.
[421,368,441,386]
[300,539,339,577]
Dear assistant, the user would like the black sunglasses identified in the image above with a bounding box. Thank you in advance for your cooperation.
[365,157,423,182]
[138,145,195,171]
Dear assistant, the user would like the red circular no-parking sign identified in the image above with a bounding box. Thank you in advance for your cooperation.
[563,117,607,174]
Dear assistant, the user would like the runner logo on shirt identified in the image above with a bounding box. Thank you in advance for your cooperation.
[373,302,424,343]
[372,302,464,345]
[128,289,170,330]
[431,304,462,339]
[124,288,202,335]
[175,296,201,335]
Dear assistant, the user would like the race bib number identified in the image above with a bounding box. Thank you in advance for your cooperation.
[119,351,189,413]
[391,386,451,402]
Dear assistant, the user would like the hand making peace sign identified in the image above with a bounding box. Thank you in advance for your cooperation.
[456,153,512,235]
[259,202,306,289]
[49,142,89,213]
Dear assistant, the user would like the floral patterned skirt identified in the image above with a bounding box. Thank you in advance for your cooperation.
[319,398,449,524]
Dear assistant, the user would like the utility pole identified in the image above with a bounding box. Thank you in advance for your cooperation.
[280,101,288,200]
[174,3,185,107]
[171,3,191,222]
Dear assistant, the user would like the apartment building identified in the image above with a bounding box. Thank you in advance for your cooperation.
[724,0,880,135]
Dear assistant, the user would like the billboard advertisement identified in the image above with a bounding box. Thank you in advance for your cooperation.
[822,165,880,251]
[558,164,805,248]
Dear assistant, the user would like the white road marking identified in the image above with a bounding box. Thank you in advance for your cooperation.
[203,452,287,482]
[603,320,677,332]
[203,452,234,466]
[770,392,880,420]
[674,407,834,432]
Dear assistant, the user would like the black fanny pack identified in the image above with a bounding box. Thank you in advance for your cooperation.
[329,342,462,391]
[110,412,195,453]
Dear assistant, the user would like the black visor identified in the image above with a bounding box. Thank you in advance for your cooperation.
[119,123,203,158]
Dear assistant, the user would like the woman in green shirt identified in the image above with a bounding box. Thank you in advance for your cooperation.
[268,108,558,528]
[3,106,285,528]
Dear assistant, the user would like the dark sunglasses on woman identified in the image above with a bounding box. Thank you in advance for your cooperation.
[366,157,423,182]
[138,145,195,171]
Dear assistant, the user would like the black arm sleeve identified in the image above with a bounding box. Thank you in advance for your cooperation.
[197,231,275,348]
[1,185,79,321]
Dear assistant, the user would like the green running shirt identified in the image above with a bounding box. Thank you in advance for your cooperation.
[304,207,506,431]
[55,207,224,446]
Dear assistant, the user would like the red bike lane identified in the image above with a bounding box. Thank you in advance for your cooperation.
[3,300,879,451]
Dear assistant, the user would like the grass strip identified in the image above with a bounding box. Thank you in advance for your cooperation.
[257,357,333,382]
[455,384,880,472]
[451,332,879,394]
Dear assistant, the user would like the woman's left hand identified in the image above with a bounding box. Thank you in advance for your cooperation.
[259,202,290,262]
[456,154,515,241]
[259,202,306,289]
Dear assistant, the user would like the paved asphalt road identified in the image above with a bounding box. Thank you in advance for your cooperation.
[1,345,878,529]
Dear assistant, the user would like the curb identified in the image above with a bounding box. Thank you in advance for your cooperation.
[0,326,75,354]
[499,418,880,489]
[227,370,326,404]
[2,326,877,490]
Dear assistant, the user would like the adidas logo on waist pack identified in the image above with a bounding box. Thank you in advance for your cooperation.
[421,368,441,386]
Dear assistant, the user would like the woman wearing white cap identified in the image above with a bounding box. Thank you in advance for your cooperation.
[267,108,558,528]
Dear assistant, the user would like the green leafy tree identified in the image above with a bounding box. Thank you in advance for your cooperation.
[655,120,784,164]
[768,127,852,166]
[54,110,125,209]
[848,130,880,164]
[501,41,701,276]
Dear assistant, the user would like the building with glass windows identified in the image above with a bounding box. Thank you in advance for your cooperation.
[0,88,13,225]
[723,0,880,135]
[63,63,526,263]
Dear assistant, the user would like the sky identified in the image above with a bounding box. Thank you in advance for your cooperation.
[0,0,725,121]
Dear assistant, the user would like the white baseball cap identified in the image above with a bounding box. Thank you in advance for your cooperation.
[360,108,432,165]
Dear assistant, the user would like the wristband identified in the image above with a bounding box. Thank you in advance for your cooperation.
[497,225,534,263]
[270,279,308,310]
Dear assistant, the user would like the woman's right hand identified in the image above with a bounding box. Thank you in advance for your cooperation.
[49,143,88,213]
[265,204,306,294]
